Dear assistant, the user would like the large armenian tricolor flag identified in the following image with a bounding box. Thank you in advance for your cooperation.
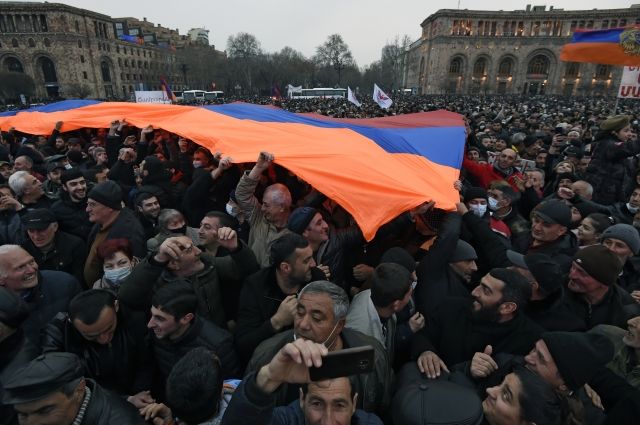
[0,101,465,239]
[560,26,640,66]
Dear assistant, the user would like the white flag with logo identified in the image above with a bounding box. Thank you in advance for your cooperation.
[373,84,393,109]
[347,86,361,107]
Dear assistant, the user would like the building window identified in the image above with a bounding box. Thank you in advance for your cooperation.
[5,57,24,73]
[601,20,609,29]
[78,40,82,48]
[498,58,513,76]
[40,15,47,32]
[83,71,88,79]
[28,38,35,47]
[610,19,618,28]
[101,61,112,82]
[44,38,51,47]
[620,19,627,27]
[38,57,58,83]
[595,64,611,79]
[116,46,120,54]
[80,55,85,63]
[473,58,487,77]
[11,38,18,47]
[564,62,580,77]
[118,58,122,67]
[527,55,549,75]
[75,20,80,32]
[449,57,462,74]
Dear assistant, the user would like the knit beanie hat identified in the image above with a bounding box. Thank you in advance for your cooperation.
[449,240,478,263]
[381,247,416,273]
[601,223,640,255]
[287,207,318,234]
[533,200,572,228]
[88,181,122,210]
[60,167,84,185]
[573,245,623,286]
[600,115,630,132]
[541,332,614,391]
[463,187,488,203]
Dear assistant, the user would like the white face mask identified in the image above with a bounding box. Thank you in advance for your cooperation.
[627,203,639,214]
[225,203,239,217]
[469,204,487,217]
[488,197,500,211]
[192,160,203,169]
[103,266,131,284]
[293,320,341,349]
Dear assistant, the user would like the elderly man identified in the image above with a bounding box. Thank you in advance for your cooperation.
[21,208,87,284]
[564,245,636,329]
[599,223,640,295]
[513,199,578,273]
[51,168,93,241]
[0,245,81,346]
[8,170,51,210]
[2,352,144,424]
[245,280,391,413]
[463,148,525,191]
[119,229,258,329]
[235,151,292,266]
[84,180,146,285]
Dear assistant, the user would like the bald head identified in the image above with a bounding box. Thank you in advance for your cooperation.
[497,149,518,169]
[261,183,292,226]
[572,180,593,200]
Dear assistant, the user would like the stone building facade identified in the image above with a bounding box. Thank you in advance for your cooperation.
[403,5,640,96]
[0,2,185,101]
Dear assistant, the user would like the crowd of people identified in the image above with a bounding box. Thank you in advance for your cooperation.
[1,94,640,425]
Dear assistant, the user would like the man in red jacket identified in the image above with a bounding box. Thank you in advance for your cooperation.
[463,148,524,192]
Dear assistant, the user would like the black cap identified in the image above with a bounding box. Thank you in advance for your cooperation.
[381,247,416,273]
[507,250,562,295]
[21,209,57,230]
[463,187,487,202]
[541,332,614,391]
[60,168,85,185]
[287,207,318,234]
[88,181,122,210]
[2,352,84,404]
[533,200,571,228]
[46,154,66,163]
[46,162,64,173]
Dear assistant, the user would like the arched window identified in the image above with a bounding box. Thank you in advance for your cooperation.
[5,57,24,73]
[473,58,487,77]
[101,61,112,82]
[527,55,549,75]
[498,58,513,76]
[449,57,462,74]
[28,38,35,48]
[595,64,611,79]
[11,38,19,48]
[43,38,51,47]
[38,57,58,83]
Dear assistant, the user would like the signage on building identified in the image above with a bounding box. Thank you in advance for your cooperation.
[134,91,171,104]
[618,67,640,99]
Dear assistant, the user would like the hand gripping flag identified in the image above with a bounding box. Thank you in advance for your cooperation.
[560,26,640,66]
[347,87,361,107]
[373,84,393,109]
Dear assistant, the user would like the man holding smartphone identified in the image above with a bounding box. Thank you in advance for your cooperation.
[222,339,383,425]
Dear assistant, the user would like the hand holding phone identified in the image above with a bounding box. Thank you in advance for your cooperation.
[309,345,375,381]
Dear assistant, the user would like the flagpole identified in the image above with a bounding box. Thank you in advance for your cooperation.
[613,97,620,115]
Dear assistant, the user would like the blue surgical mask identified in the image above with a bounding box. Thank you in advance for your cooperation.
[488,197,500,211]
[103,266,131,284]
[470,204,488,217]
[225,203,239,217]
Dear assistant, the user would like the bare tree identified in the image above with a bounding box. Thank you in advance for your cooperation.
[227,32,263,93]
[65,83,92,99]
[314,34,355,86]
[380,35,412,91]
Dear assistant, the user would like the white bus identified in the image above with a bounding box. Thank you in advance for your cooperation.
[182,90,206,102]
[289,87,347,99]
[204,91,225,100]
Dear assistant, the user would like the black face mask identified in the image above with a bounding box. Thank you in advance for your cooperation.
[169,225,187,235]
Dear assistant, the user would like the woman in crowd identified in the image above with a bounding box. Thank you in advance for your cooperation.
[94,238,138,291]
[483,367,563,425]
[576,213,615,248]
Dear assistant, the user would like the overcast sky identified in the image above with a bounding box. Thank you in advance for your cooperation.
[22,0,636,66]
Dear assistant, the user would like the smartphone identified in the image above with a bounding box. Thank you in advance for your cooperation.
[309,345,375,381]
